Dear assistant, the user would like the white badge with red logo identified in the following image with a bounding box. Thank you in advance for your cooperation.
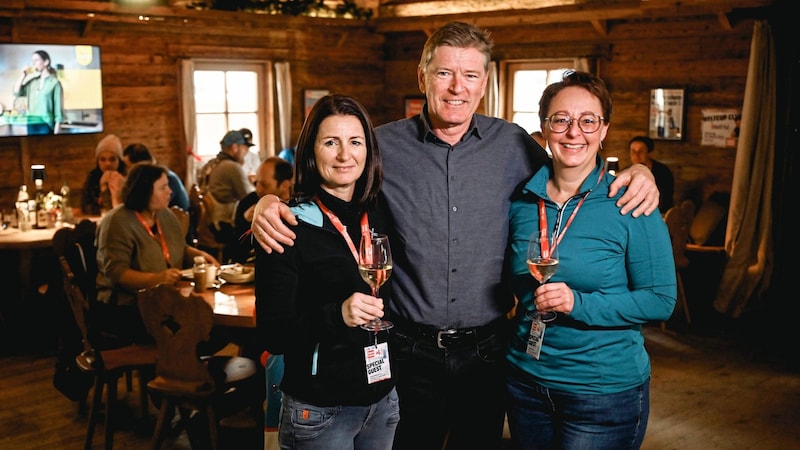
[526,317,545,360]
[364,342,391,384]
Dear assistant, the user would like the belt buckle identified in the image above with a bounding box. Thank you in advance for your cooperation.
[436,329,458,349]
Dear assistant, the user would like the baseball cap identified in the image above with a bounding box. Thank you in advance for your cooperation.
[239,128,255,147]
[220,130,246,147]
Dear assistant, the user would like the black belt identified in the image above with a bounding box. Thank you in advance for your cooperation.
[393,316,507,349]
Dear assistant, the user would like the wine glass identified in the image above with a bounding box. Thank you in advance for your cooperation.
[527,232,559,323]
[358,233,394,332]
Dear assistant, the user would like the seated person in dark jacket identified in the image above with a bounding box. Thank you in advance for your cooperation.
[629,135,674,212]
[231,157,293,263]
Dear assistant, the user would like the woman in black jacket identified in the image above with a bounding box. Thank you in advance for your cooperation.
[255,94,398,449]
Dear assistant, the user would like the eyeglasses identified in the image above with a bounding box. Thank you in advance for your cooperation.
[544,113,605,134]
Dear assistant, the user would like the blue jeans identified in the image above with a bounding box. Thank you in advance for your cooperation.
[506,364,650,450]
[278,389,399,450]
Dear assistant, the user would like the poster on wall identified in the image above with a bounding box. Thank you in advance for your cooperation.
[304,89,329,118]
[649,88,684,140]
[701,108,741,147]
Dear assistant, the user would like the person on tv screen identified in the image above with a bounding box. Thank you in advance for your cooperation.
[12,49,64,135]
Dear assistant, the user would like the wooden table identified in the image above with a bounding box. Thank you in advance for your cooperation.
[178,281,256,329]
[0,225,62,249]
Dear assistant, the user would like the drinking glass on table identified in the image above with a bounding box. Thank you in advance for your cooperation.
[358,233,393,333]
[527,232,559,323]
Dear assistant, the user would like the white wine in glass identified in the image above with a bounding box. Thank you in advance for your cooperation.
[527,232,559,323]
[359,233,394,332]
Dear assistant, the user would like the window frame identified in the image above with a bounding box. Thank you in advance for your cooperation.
[500,59,579,135]
[190,59,275,161]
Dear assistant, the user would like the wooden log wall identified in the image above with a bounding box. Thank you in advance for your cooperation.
[0,13,385,208]
[381,14,759,209]
[0,8,766,212]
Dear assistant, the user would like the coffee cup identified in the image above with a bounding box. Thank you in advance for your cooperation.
[205,265,218,288]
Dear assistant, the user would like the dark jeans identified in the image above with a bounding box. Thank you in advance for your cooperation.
[389,318,509,450]
[506,364,650,450]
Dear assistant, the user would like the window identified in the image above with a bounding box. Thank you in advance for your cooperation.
[191,61,273,160]
[501,60,578,135]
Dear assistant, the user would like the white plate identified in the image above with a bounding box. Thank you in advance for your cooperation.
[219,264,255,284]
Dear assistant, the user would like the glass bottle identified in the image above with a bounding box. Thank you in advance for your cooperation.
[34,178,47,229]
[60,181,74,224]
[16,185,31,231]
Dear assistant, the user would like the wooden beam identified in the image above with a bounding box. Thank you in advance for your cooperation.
[590,19,607,36]
[716,11,732,31]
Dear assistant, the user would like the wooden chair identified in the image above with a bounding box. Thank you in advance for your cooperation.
[169,205,191,244]
[189,184,226,262]
[58,255,158,450]
[137,283,262,450]
[663,199,696,330]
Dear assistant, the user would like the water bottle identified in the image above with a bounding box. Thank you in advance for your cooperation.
[15,185,31,231]
[60,181,74,224]
[192,256,207,293]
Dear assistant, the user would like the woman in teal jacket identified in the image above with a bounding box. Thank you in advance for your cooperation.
[505,71,677,449]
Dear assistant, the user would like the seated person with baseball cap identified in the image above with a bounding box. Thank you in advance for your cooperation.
[198,130,255,260]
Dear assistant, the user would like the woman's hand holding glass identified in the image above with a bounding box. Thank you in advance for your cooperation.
[359,233,393,333]
[527,232,559,323]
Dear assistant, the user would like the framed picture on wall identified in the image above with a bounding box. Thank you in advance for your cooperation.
[649,88,684,140]
[304,89,330,118]
[404,96,425,119]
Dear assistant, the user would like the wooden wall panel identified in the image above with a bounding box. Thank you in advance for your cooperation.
[0,10,762,213]
[0,15,385,207]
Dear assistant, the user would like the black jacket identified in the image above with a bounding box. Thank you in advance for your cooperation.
[255,190,394,406]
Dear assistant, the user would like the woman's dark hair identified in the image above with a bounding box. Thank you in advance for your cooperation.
[122,163,168,211]
[538,70,613,125]
[293,94,382,208]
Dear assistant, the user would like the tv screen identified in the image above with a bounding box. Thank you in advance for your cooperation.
[0,43,104,137]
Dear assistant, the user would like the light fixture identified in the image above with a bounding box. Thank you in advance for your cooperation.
[31,164,46,183]
[605,157,619,176]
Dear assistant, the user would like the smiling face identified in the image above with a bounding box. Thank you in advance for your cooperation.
[543,86,609,175]
[418,45,488,143]
[314,114,366,201]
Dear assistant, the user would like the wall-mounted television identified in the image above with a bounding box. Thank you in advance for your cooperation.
[0,43,104,137]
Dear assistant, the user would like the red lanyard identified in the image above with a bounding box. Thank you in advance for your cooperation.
[315,198,370,262]
[538,167,605,257]
[134,211,171,267]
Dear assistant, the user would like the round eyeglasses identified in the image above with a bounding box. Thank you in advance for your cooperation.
[544,113,605,134]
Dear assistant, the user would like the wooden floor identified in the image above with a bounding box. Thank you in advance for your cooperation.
[1,320,798,449]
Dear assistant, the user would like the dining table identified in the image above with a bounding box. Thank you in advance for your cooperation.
[0,216,99,354]
[177,277,256,329]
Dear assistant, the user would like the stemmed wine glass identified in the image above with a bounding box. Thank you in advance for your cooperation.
[358,233,394,332]
[527,232,559,323]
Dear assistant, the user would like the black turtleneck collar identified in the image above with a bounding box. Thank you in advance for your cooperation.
[316,189,363,225]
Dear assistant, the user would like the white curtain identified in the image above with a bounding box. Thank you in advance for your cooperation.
[274,62,292,151]
[180,59,199,188]
[485,61,499,118]
[713,20,775,318]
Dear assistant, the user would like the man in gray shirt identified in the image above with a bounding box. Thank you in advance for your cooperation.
[250,21,658,450]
